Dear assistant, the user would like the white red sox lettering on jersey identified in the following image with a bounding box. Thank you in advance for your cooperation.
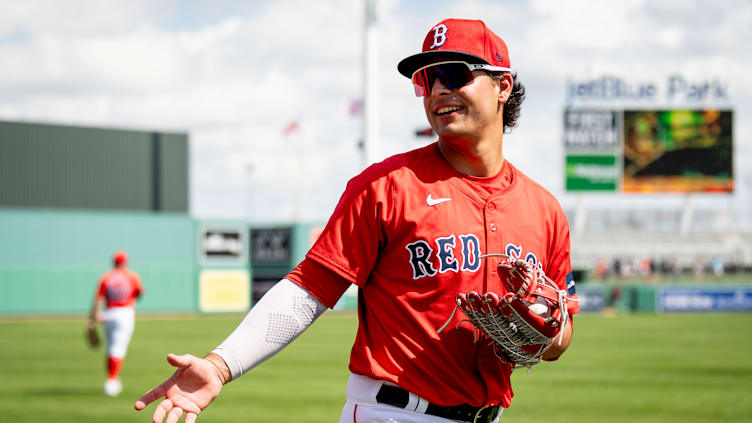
[405,237,542,280]
[409,190,546,281]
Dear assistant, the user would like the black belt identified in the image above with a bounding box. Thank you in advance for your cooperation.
[376,384,501,423]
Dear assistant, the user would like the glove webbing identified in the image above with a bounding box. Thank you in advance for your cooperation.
[466,296,550,368]
[482,253,575,347]
[475,307,536,354]
[437,295,549,368]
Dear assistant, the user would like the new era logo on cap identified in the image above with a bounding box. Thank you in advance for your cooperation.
[397,18,512,78]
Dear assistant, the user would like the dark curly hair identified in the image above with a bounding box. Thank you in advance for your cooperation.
[489,72,526,133]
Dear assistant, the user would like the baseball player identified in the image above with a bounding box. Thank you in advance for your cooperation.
[89,250,143,397]
[135,18,579,423]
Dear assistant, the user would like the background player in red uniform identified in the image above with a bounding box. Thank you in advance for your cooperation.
[89,250,143,397]
[135,18,578,423]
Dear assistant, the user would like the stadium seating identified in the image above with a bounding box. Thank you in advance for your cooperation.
[570,230,752,270]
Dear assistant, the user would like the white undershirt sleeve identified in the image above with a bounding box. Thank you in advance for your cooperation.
[211,278,328,381]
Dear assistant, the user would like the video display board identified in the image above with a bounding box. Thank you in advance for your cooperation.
[622,110,733,193]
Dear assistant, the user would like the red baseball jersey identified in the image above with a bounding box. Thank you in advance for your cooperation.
[97,268,143,308]
[288,143,578,409]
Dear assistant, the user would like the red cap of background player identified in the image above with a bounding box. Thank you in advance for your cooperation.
[397,18,512,78]
[113,251,128,266]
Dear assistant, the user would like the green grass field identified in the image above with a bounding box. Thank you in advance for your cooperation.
[1,312,751,423]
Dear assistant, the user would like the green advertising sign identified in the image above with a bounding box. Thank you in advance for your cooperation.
[566,155,618,191]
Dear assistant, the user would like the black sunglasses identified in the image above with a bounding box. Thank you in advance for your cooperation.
[411,61,508,97]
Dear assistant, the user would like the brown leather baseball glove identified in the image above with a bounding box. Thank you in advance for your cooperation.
[86,324,100,349]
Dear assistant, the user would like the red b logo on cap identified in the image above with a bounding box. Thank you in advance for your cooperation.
[430,24,448,49]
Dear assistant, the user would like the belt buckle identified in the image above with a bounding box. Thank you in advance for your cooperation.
[473,405,500,423]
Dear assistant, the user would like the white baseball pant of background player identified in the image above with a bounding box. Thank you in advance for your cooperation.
[103,306,135,395]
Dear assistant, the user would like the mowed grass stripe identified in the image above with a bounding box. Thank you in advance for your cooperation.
[1,312,750,422]
[506,314,752,423]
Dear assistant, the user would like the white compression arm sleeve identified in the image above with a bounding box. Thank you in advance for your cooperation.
[211,278,327,381]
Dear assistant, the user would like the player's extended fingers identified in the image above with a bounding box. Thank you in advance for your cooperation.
[135,383,168,410]
[151,399,173,423]
[185,412,199,423]
[166,352,195,368]
[165,406,184,423]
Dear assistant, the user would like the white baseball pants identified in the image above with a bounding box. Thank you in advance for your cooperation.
[338,373,502,423]
[103,306,135,358]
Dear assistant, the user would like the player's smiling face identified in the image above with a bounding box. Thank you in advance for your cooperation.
[423,70,504,143]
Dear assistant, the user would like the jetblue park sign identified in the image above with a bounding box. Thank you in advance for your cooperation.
[566,74,728,103]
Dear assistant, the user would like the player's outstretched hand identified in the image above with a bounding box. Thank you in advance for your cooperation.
[134,353,226,423]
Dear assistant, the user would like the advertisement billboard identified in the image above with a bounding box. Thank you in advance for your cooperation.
[563,109,619,192]
[199,269,251,312]
[198,225,248,266]
[563,109,619,151]
[659,287,752,312]
[566,155,618,191]
[251,227,292,265]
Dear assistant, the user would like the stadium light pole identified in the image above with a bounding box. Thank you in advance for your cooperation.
[362,0,380,168]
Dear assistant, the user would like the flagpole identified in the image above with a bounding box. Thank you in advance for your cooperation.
[362,0,379,168]
[295,125,304,221]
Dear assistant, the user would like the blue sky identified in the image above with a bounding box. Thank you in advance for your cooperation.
[1,0,750,228]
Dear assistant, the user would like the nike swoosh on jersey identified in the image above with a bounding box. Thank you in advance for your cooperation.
[426,194,452,206]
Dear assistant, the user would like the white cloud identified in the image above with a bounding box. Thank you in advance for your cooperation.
[0,0,168,36]
[0,0,750,226]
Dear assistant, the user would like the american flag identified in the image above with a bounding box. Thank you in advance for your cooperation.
[349,99,363,116]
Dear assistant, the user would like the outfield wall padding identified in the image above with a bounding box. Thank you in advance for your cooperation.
[0,208,197,315]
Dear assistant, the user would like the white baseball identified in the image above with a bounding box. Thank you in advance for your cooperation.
[528,302,549,316]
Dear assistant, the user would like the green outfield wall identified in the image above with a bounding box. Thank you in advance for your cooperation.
[0,208,198,315]
[2,207,748,316]
[0,120,188,212]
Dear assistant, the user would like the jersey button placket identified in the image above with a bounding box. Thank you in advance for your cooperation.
[487,202,498,232]
[484,201,501,289]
